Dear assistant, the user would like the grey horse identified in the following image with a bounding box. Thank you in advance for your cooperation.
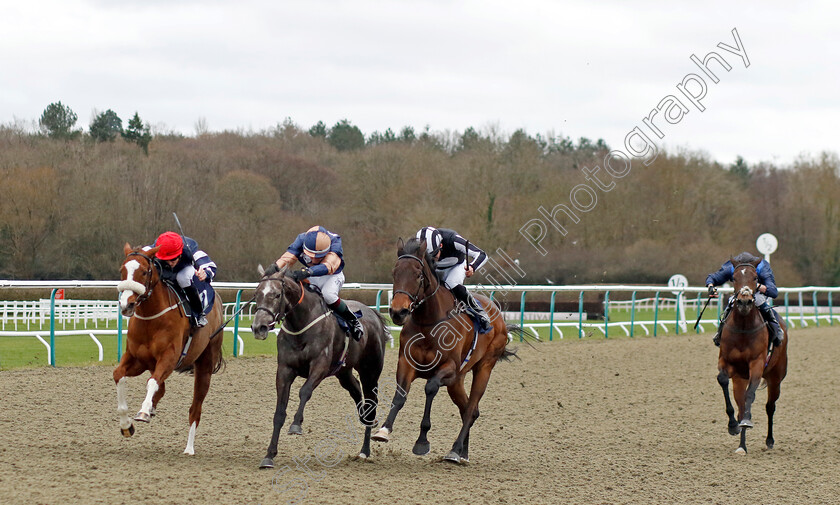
[251,266,389,468]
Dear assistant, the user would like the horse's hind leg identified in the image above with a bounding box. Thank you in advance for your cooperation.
[716,368,740,436]
[113,353,145,438]
[337,369,372,458]
[446,363,493,464]
[183,350,215,456]
[261,367,294,469]
[446,377,476,462]
[765,380,781,449]
[355,360,383,459]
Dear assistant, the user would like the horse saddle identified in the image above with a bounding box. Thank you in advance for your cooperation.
[302,283,364,336]
[160,278,216,320]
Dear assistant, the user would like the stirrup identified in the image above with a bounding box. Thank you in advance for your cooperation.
[712,333,721,347]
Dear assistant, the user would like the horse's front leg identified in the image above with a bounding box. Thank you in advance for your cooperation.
[716,367,739,436]
[732,375,752,454]
[113,352,145,437]
[288,361,330,435]
[261,367,295,469]
[135,348,178,422]
[413,364,456,456]
[372,355,416,442]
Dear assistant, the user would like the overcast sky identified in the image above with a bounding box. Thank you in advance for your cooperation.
[2,0,837,165]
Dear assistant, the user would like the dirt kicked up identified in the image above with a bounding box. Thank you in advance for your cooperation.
[1,326,839,505]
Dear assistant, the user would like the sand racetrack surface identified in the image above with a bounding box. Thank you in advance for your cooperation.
[1,326,839,505]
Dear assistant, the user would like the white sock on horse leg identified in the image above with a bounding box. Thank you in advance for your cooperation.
[116,377,131,429]
[184,421,197,455]
[139,378,159,415]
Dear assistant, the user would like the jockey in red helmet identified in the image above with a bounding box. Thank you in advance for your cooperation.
[153,231,217,328]
[263,226,364,341]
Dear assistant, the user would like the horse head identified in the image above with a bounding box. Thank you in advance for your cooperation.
[390,237,436,325]
[731,255,761,316]
[118,243,161,318]
[251,266,289,340]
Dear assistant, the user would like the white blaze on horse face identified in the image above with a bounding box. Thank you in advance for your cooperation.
[184,421,197,455]
[741,268,746,276]
[116,376,132,430]
[261,284,273,298]
[139,378,159,416]
[118,259,145,309]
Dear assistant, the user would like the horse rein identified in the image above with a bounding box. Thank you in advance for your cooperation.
[394,254,441,313]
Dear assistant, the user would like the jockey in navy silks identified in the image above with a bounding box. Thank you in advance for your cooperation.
[416,226,491,331]
[706,251,784,348]
[153,231,217,328]
[264,226,364,341]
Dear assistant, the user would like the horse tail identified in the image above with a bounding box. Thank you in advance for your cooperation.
[212,354,226,374]
[372,310,393,348]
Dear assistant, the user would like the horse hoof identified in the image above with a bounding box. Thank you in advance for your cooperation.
[120,425,135,438]
[183,448,195,456]
[288,425,303,435]
[738,419,754,429]
[372,427,390,442]
[357,452,368,460]
[766,441,775,450]
[259,458,275,469]
[134,412,151,423]
[412,442,430,456]
[728,425,741,436]
[735,447,746,455]
[443,451,462,464]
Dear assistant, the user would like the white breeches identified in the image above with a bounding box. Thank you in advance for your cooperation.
[308,272,345,305]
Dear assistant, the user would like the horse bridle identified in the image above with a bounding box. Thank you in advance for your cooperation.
[254,277,305,325]
[394,254,441,313]
[124,251,159,304]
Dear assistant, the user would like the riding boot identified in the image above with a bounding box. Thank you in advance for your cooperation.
[759,304,784,347]
[184,284,208,328]
[451,284,491,331]
[713,301,733,347]
[329,299,364,341]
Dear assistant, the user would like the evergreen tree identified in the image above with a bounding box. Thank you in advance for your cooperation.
[89,109,123,142]
[308,121,327,138]
[39,101,81,140]
[327,119,364,151]
[122,112,153,155]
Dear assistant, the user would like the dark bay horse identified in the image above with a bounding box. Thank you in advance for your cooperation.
[716,257,788,454]
[115,243,224,455]
[250,266,388,469]
[372,238,519,464]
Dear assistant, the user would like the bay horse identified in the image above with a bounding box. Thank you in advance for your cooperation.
[114,243,224,455]
[716,257,788,454]
[372,238,519,464]
[250,266,388,469]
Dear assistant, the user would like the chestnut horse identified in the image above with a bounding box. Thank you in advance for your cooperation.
[250,267,388,469]
[716,257,788,454]
[372,238,519,464]
[114,244,224,455]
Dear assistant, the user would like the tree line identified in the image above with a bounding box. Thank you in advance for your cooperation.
[1,105,838,289]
